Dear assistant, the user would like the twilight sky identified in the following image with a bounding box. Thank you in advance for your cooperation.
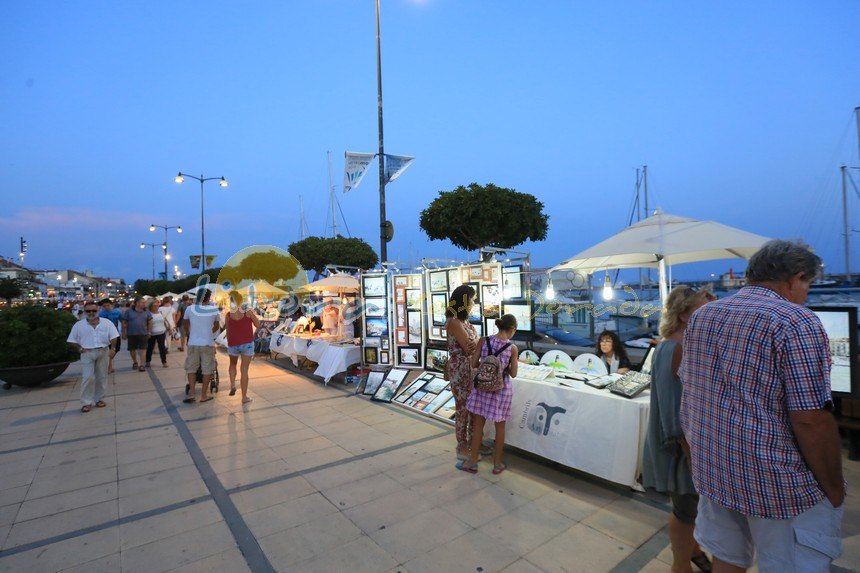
[2,1,859,283]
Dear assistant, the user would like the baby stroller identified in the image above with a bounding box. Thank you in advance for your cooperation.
[185,365,220,395]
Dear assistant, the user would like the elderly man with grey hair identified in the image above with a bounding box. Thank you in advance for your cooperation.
[679,240,843,573]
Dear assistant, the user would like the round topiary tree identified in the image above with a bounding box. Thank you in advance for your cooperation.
[0,305,79,368]
[419,182,549,258]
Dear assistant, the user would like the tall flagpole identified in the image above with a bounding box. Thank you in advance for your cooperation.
[376,0,387,262]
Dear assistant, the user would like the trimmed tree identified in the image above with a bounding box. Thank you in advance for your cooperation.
[288,236,378,276]
[419,182,549,256]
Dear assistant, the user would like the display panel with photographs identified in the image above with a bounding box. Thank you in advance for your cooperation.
[502,265,523,299]
[425,347,449,373]
[372,368,409,402]
[398,346,420,366]
[429,271,448,292]
[809,306,859,397]
[362,370,387,395]
[502,301,533,333]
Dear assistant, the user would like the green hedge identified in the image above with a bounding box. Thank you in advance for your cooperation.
[0,305,80,368]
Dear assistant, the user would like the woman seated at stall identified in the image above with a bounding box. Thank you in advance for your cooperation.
[595,330,632,374]
[290,308,310,334]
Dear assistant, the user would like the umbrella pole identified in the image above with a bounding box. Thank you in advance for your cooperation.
[658,258,668,304]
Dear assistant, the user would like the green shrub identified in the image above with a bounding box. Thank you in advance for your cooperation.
[0,305,80,368]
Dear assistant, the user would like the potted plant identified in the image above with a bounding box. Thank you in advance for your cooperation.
[0,305,80,389]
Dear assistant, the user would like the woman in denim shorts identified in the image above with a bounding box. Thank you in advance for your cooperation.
[226,291,260,404]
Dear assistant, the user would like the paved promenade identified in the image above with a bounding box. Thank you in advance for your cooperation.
[0,351,857,573]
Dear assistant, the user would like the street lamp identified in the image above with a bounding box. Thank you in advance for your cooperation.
[174,172,228,272]
[375,0,388,262]
[150,223,182,279]
[141,242,167,280]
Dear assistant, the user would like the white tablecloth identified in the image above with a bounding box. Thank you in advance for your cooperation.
[496,377,650,487]
[313,344,362,384]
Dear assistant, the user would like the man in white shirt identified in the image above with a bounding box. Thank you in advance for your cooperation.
[183,289,221,403]
[159,296,177,351]
[67,301,119,413]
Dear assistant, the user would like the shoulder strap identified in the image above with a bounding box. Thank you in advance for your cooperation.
[485,337,492,356]
[492,342,512,357]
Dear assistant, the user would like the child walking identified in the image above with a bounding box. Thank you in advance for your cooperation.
[456,314,518,475]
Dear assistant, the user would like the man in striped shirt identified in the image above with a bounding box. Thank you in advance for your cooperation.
[680,240,844,572]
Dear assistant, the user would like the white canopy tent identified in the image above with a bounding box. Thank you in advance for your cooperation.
[298,274,360,294]
[550,211,772,302]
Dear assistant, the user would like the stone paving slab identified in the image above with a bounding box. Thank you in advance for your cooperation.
[0,349,856,573]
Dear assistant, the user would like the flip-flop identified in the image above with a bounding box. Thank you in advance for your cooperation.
[492,463,508,475]
[132,363,138,370]
[199,396,214,403]
[182,397,196,404]
[455,461,478,474]
[242,397,253,404]
[80,405,92,413]
[162,363,168,368]
[138,366,146,372]
[456,453,482,462]
[229,387,237,396]
[691,553,712,572]
[95,400,106,408]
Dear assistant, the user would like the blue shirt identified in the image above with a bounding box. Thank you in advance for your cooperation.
[99,308,122,329]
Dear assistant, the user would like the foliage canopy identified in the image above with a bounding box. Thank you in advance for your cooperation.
[0,278,22,306]
[288,236,378,275]
[419,182,549,252]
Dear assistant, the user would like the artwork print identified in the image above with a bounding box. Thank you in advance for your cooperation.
[410,275,422,288]
[407,311,422,344]
[502,266,523,299]
[469,266,482,280]
[448,269,462,291]
[394,276,408,287]
[481,284,501,317]
[425,347,449,373]
[395,378,425,403]
[406,289,422,311]
[399,346,420,365]
[424,389,453,413]
[362,370,386,395]
[396,329,407,345]
[429,271,448,292]
[364,347,378,364]
[363,275,386,297]
[435,396,457,419]
[502,302,532,332]
[373,368,408,402]
[364,298,387,317]
[379,351,389,364]
[431,293,447,326]
[365,317,389,337]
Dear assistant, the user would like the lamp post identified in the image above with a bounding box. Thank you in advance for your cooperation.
[150,224,182,280]
[174,172,228,272]
[140,242,166,280]
[375,0,388,262]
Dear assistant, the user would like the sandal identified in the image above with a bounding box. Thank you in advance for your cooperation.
[455,461,478,474]
[492,463,508,475]
[199,396,214,403]
[81,405,92,413]
[691,553,712,572]
[132,362,138,370]
[229,387,237,396]
[182,397,196,404]
[242,397,253,404]
[138,366,146,372]
[162,362,168,368]
[95,400,106,408]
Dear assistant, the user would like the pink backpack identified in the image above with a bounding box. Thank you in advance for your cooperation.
[473,337,511,392]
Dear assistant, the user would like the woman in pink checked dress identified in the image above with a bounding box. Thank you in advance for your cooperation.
[458,314,518,475]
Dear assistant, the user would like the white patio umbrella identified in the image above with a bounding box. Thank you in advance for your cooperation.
[550,211,771,301]
[298,274,360,293]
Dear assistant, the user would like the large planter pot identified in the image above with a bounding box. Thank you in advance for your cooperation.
[0,362,72,389]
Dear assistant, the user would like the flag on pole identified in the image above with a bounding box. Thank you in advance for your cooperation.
[384,154,415,184]
[189,255,201,269]
[343,152,376,193]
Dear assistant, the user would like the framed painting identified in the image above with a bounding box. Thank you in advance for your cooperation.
[394,276,408,287]
[364,347,378,364]
[396,329,407,345]
[394,378,425,403]
[481,284,501,318]
[379,351,389,364]
[482,266,493,282]
[404,390,426,407]
[429,271,448,292]
[468,302,482,322]
[381,338,389,350]
[395,288,405,303]
[372,368,408,402]
[407,311,423,344]
[448,269,462,291]
[502,266,523,299]
[435,396,457,419]
[431,293,447,326]
[502,301,532,332]
[363,275,387,297]
[365,317,389,337]
[464,282,480,302]
[364,298,387,317]
[424,389,454,413]
[460,267,471,283]
[362,370,387,395]
[406,289,422,311]
[398,346,420,366]
[485,317,499,336]
[410,275,422,288]
[425,347,449,374]
[364,336,380,348]
[469,266,483,281]
[396,304,406,327]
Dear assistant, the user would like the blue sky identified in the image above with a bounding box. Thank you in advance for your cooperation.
[2,1,859,283]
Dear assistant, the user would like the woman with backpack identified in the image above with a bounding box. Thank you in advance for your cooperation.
[456,313,518,475]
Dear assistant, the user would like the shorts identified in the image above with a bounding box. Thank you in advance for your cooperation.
[670,492,699,525]
[184,345,216,375]
[227,342,254,357]
[111,337,121,352]
[177,325,186,338]
[127,335,147,351]
[695,495,843,571]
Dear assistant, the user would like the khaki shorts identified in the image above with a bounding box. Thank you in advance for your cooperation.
[184,345,216,375]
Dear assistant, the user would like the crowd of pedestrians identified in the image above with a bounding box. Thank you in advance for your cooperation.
[59,239,848,572]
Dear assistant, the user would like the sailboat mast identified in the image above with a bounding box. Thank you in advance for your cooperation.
[328,151,337,238]
[643,164,650,217]
[855,106,860,165]
[843,166,851,284]
[299,195,309,240]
